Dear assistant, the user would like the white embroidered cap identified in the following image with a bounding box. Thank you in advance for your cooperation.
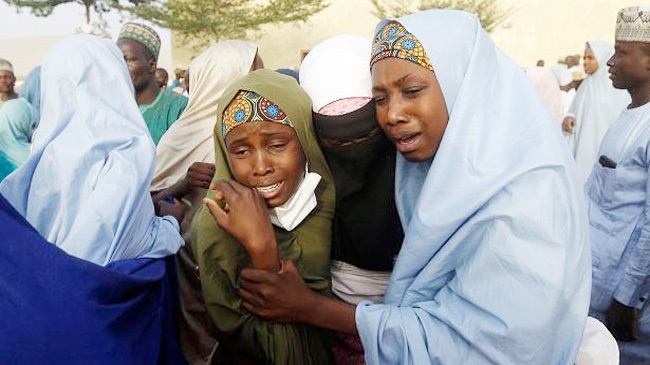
[616,6,650,43]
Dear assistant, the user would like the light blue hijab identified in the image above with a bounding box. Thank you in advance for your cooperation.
[356,10,591,364]
[0,35,183,266]
[0,98,36,168]
[20,66,41,123]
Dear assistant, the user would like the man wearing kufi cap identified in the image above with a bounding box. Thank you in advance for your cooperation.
[0,59,18,109]
[586,5,650,352]
[117,22,187,145]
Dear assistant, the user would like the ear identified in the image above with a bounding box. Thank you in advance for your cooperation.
[149,58,157,74]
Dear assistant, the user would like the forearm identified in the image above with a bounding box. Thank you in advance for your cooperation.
[247,244,281,272]
[298,292,358,334]
[152,178,190,202]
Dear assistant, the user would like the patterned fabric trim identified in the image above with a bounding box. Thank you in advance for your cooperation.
[222,90,293,136]
[371,20,433,71]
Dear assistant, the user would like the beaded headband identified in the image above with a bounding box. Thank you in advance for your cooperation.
[222,90,293,136]
[371,20,433,71]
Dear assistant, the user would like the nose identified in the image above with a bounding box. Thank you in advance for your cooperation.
[252,150,273,176]
[607,55,615,68]
[385,97,408,127]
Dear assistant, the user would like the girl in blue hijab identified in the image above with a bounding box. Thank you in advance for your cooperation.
[0,35,184,266]
[237,10,591,365]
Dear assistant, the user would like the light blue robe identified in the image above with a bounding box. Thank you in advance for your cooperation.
[586,100,650,359]
[0,35,183,266]
[0,98,36,179]
[356,10,591,364]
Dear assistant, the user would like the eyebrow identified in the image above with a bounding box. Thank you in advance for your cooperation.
[372,72,415,92]
[225,129,291,145]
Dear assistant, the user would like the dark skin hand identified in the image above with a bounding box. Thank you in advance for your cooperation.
[606,300,638,342]
[152,162,215,203]
[157,196,186,224]
[238,260,358,334]
[203,179,281,272]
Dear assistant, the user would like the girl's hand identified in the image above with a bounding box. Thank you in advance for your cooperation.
[184,162,216,191]
[238,259,317,323]
[203,179,280,271]
[562,116,576,133]
[157,196,186,224]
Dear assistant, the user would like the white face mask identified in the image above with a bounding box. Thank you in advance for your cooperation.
[268,164,321,231]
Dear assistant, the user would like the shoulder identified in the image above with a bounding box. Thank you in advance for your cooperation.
[162,90,188,104]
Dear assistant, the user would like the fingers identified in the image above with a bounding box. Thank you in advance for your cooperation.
[203,197,229,226]
[282,259,298,273]
[240,267,277,283]
[213,180,237,197]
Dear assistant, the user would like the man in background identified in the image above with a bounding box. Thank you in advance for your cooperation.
[117,22,187,145]
[0,59,18,108]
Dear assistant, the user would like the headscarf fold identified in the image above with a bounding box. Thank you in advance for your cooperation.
[357,10,591,364]
[19,66,41,123]
[525,66,563,124]
[0,35,183,266]
[191,69,335,364]
[0,98,36,168]
[568,40,630,185]
[152,40,258,192]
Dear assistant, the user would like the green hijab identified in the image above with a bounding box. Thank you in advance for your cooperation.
[191,69,335,364]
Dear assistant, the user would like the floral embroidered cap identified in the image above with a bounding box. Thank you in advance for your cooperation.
[222,90,293,136]
[370,20,433,71]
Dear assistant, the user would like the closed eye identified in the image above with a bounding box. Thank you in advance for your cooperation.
[404,86,424,97]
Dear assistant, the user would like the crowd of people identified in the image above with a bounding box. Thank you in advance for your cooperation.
[1,5,649,365]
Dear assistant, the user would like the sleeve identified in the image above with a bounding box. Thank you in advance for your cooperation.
[192,203,332,365]
[613,158,650,309]
[356,170,591,365]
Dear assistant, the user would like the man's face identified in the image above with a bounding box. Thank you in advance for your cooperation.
[0,70,15,94]
[607,41,650,90]
[117,39,156,91]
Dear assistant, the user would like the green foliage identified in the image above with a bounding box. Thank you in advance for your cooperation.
[4,0,94,21]
[111,0,329,50]
[371,0,511,33]
[370,0,414,18]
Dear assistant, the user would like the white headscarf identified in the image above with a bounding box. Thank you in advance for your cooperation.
[568,40,630,185]
[151,40,257,191]
[299,35,372,112]
[0,35,183,266]
[525,66,563,124]
[356,10,591,364]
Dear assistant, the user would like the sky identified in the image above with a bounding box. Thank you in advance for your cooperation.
[0,1,173,76]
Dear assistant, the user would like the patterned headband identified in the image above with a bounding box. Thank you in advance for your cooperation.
[222,90,294,136]
[371,20,433,71]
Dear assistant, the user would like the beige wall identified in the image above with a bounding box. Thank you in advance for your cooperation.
[172,0,641,71]
[492,0,642,67]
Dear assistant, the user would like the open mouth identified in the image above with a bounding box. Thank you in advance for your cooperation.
[254,181,284,200]
[393,132,421,153]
